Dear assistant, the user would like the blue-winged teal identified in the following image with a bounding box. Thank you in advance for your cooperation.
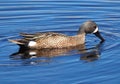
[9,20,105,49]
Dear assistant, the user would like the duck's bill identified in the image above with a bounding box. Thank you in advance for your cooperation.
[94,31,105,42]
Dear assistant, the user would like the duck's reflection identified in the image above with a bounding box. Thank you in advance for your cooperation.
[10,42,104,64]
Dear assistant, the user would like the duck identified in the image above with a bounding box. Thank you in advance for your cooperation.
[9,20,105,49]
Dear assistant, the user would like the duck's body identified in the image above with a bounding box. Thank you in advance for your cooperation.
[10,32,85,49]
[9,20,104,49]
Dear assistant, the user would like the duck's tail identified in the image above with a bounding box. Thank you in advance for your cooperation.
[8,39,28,46]
[9,39,29,50]
[9,39,23,44]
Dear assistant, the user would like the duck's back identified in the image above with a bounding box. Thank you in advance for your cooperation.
[23,32,71,49]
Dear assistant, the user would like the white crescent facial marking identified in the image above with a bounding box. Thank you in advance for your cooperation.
[93,27,98,33]
[28,41,37,47]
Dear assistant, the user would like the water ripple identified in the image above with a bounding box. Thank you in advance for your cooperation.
[0,0,120,83]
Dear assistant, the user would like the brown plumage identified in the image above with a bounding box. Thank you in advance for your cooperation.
[9,20,105,49]
[9,32,85,49]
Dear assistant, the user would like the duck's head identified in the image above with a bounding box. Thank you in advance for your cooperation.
[78,20,105,42]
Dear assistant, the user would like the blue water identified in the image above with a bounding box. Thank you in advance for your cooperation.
[0,0,120,84]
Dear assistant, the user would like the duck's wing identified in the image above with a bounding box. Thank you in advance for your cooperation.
[9,32,67,47]
[20,32,67,40]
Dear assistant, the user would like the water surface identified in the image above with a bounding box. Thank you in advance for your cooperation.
[0,0,120,84]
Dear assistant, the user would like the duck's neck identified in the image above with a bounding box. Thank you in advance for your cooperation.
[75,33,86,44]
[77,26,85,34]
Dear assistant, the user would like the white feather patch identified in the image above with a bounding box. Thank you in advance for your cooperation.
[28,41,37,47]
[29,51,37,55]
[93,27,99,33]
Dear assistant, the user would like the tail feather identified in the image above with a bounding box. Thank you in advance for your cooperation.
[9,39,25,45]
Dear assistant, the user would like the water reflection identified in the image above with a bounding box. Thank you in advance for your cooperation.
[10,42,104,64]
